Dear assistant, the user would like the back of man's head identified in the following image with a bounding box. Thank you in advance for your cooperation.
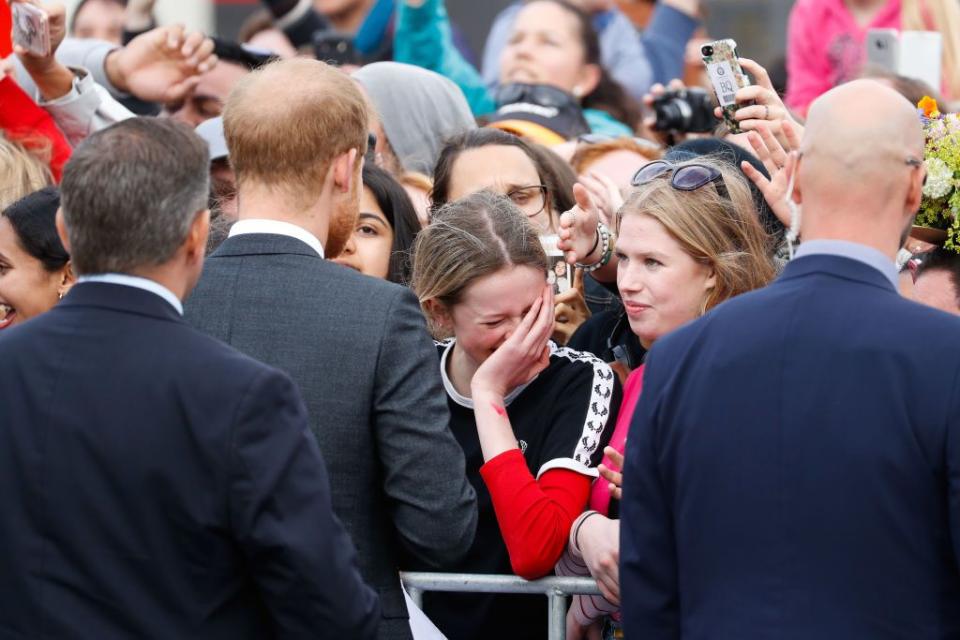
[60,118,210,275]
[800,80,924,210]
[224,58,368,209]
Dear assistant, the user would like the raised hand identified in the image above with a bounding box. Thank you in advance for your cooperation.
[597,445,624,501]
[578,171,623,230]
[471,285,556,399]
[716,58,803,148]
[740,120,802,228]
[557,183,601,266]
[11,0,73,100]
[105,24,218,103]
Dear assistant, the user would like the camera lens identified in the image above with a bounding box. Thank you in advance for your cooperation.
[702,45,714,57]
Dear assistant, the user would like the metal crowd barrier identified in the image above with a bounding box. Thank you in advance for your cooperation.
[400,572,602,640]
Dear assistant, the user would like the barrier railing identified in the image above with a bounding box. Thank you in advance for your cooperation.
[400,572,602,640]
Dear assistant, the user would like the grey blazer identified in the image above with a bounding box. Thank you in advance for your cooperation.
[185,233,477,640]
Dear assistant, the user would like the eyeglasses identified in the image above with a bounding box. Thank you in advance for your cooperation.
[506,185,549,216]
[905,156,928,186]
[631,160,729,200]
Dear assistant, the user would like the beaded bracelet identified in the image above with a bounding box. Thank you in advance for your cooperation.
[575,222,612,273]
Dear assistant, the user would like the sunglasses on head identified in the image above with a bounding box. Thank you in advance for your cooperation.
[630,160,729,199]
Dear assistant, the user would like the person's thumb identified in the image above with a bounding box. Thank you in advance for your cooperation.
[573,182,595,214]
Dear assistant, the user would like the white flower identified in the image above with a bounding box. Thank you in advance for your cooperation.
[923,157,954,199]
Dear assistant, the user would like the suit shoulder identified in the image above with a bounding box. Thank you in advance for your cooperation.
[173,321,294,384]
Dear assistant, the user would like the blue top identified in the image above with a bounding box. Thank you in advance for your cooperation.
[795,239,898,290]
[393,0,638,137]
[480,3,699,101]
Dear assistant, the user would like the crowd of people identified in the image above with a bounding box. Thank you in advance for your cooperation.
[3,0,960,638]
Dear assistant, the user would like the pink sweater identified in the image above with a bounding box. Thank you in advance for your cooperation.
[785,0,901,115]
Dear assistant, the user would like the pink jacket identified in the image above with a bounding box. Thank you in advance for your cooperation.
[785,0,901,116]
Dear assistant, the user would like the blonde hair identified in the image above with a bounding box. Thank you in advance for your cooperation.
[399,171,433,193]
[618,158,775,314]
[223,58,368,209]
[569,136,663,175]
[902,0,960,99]
[0,133,53,210]
[412,190,548,337]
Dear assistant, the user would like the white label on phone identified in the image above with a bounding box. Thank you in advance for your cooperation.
[706,60,739,107]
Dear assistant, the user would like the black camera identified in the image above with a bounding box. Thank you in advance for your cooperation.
[313,30,358,67]
[651,88,717,134]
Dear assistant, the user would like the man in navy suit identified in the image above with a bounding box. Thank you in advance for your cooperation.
[0,118,380,639]
[621,80,960,638]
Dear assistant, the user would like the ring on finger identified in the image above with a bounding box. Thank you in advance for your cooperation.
[764,105,770,120]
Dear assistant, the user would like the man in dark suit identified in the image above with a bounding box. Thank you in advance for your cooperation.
[184,59,477,640]
[0,118,379,639]
[621,80,960,637]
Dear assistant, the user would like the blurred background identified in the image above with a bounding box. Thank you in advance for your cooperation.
[57,0,794,69]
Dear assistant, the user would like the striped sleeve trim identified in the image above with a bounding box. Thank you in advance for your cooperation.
[549,343,617,468]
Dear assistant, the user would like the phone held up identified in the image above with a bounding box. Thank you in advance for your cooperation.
[701,39,752,135]
[12,3,51,58]
[540,235,575,297]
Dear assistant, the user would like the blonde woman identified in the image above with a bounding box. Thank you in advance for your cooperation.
[555,158,775,639]
[411,190,621,640]
[0,133,53,210]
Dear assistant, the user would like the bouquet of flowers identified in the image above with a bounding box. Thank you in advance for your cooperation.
[916,96,960,252]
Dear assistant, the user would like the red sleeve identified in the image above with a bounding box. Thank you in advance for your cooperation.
[480,449,592,580]
[0,77,72,182]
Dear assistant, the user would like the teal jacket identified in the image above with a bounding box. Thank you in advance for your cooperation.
[394,0,634,138]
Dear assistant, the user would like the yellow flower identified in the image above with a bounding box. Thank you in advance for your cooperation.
[919,95,941,118]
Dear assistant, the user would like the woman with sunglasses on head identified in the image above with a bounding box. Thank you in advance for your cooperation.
[411,190,621,640]
[555,157,775,639]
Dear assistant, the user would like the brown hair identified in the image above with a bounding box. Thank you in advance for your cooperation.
[618,157,775,313]
[223,58,368,209]
[570,136,663,175]
[412,190,548,337]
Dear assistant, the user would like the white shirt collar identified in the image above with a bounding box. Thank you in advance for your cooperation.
[228,219,325,258]
[77,274,184,315]
[795,239,898,289]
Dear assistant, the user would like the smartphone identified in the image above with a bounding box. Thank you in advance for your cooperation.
[12,3,50,57]
[866,29,899,73]
[701,39,752,134]
[540,235,574,296]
